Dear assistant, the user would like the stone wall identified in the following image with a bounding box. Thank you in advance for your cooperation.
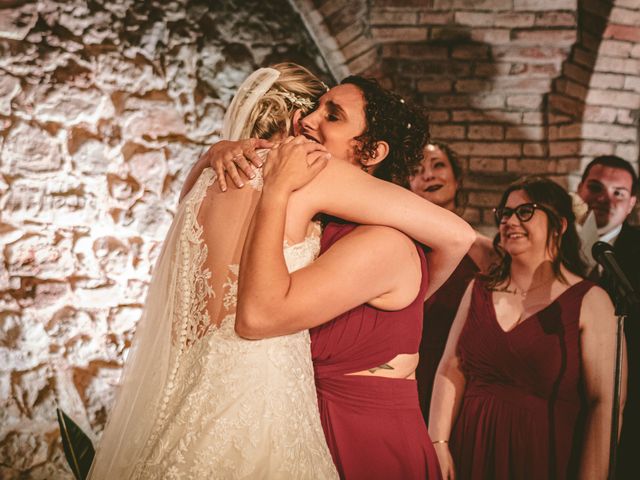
[3,0,640,477]
[0,1,328,477]
[299,0,640,228]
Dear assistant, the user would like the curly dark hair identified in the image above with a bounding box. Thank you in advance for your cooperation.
[483,176,587,290]
[340,76,429,188]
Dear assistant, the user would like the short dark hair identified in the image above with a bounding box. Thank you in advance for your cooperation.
[340,76,429,188]
[484,176,587,289]
[581,155,638,196]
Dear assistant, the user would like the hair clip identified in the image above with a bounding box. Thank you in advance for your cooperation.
[281,91,315,111]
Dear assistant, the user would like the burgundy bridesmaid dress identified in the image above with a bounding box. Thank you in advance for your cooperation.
[451,279,595,480]
[416,253,479,421]
[310,221,442,480]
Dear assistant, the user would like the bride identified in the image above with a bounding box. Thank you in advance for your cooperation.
[89,63,473,479]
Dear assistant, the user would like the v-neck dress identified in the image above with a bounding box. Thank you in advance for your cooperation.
[450,278,595,480]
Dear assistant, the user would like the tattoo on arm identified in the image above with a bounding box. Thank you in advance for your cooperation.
[368,363,394,374]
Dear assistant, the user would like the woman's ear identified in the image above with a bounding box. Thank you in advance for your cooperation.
[560,217,568,235]
[361,140,390,168]
[291,109,303,135]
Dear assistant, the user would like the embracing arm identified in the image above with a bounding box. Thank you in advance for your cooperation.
[427,281,473,480]
[179,139,273,201]
[578,287,626,480]
[293,158,475,298]
[236,194,420,338]
[235,138,421,338]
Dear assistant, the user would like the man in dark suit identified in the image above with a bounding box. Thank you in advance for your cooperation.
[577,155,639,479]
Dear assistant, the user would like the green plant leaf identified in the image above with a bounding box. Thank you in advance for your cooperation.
[56,408,95,480]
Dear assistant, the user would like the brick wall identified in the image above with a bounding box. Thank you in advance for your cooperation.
[0,1,328,477]
[302,0,640,229]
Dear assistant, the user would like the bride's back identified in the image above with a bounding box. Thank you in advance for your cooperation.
[195,160,316,333]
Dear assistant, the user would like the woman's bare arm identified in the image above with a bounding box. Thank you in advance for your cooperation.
[182,139,475,293]
[236,138,422,338]
[467,233,498,273]
[578,286,626,480]
[428,282,473,480]
[291,157,476,297]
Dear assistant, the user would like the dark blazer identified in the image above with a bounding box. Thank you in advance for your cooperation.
[609,223,640,479]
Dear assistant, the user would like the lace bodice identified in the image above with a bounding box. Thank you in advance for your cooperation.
[129,170,336,479]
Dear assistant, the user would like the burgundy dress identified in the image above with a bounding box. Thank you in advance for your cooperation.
[451,279,594,480]
[416,253,479,421]
[310,221,442,480]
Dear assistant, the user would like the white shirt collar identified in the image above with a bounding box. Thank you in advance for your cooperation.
[599,224,623,245]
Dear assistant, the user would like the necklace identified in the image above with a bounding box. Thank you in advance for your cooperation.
[499,277,554,298]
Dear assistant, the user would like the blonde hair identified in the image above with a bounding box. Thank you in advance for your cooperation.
[241,63,327,140]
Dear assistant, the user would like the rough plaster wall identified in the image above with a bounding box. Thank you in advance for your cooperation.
[0,0,328,477]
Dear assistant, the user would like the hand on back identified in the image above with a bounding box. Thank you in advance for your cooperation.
[200,138,273,191]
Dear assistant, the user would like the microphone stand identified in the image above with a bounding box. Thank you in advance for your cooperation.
[592,242,639,480]
[608,299,627,480]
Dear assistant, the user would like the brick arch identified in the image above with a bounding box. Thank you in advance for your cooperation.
[288,0,378,79]
[548,0,640,190]
[583,0,640,167]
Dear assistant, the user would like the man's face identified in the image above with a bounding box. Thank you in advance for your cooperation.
[577,164,637,235]
[297,84,366,165]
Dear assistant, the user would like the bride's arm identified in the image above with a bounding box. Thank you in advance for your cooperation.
[179,138,273,200]
[292,158,476,298]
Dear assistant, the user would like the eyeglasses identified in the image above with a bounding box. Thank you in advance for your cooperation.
[493,203,550,225]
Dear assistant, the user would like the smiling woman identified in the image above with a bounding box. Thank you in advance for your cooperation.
[409,141,496,423]
[234,75,472,480]
[429,176,623,480]
[409,143,462,212]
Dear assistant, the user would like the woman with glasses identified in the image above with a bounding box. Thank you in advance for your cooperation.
[428,176,623,479]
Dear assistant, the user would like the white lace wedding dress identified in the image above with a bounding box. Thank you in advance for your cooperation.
[88,68,338,479]
[89,168,337,479]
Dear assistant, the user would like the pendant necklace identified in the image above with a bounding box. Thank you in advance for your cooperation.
[500,277,554,298]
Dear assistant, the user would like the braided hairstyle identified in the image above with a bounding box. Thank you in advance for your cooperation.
[340,76,429,187]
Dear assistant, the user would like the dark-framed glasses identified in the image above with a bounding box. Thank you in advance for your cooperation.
[493,203,550,225]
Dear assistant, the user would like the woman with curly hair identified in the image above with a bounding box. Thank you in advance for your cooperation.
[235,77,459,478]
[429,176,623,479]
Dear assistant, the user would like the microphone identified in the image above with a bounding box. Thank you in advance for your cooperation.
[591,241,640,305]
